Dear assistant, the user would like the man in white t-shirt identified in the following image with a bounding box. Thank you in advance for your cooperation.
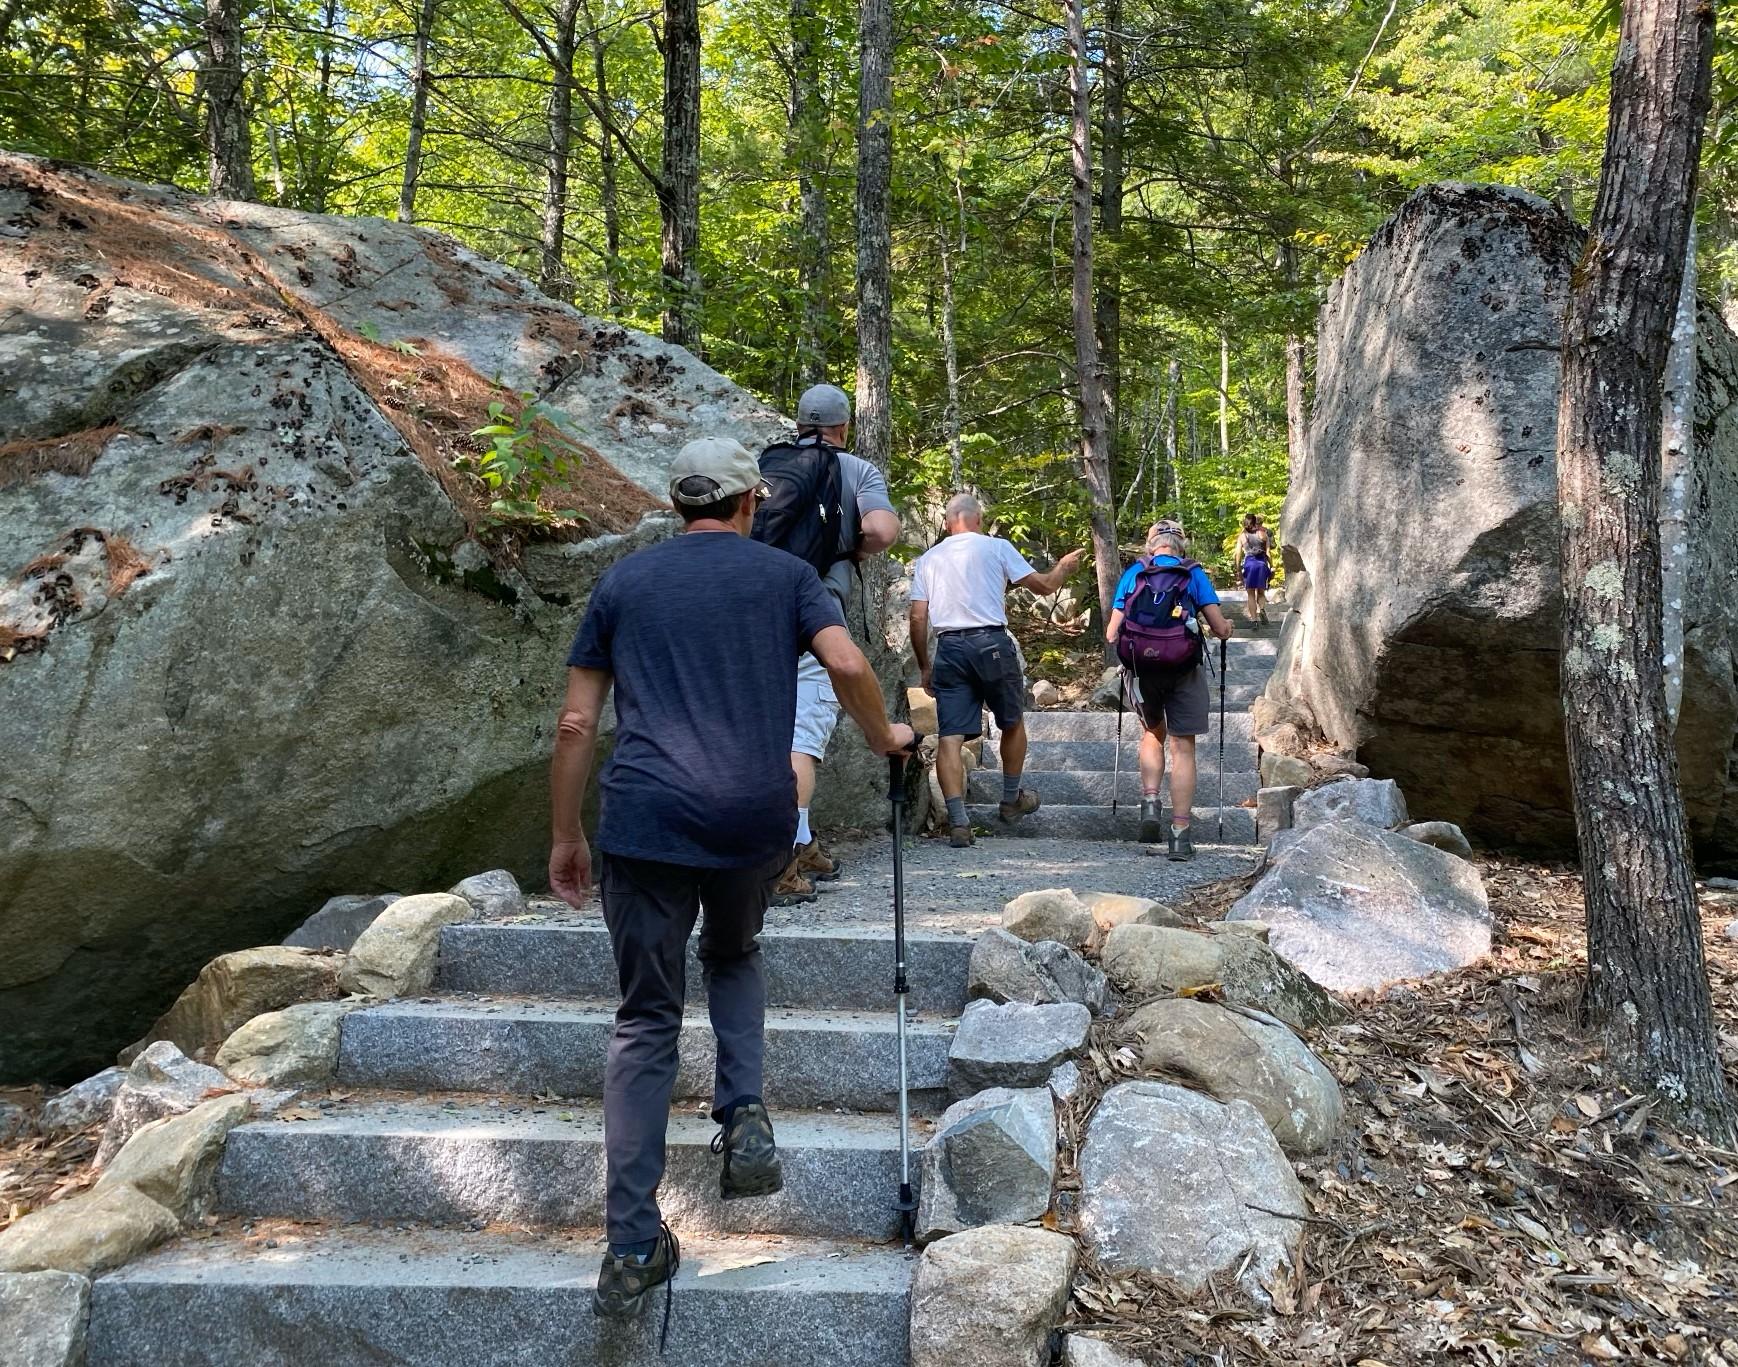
[909,494,1085,847]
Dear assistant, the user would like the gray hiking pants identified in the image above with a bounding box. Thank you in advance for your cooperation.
[597,850,782,1246]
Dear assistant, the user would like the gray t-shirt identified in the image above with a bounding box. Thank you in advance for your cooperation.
[795,435,896,610]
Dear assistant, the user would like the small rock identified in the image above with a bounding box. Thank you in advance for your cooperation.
[1292,777,1408,831]
[96,1043,237,1167]
[968,929,1107,1014]
[948,1000,1091,1098]
[215,1002,346,1087]
[908,687,939,737]
[1124,999,1343,1154]
[1099,923,1340,1032]
[1091,666,1124,710]
[1030,679,1062,707]
[1262,722,1310,758]
[96,1094,251,1221]
[0,1270,89,1367]
[1079,1081,1306,1299]
[1256,785,1301,842]
[1401,820,1474,859]
[38,1068,126,1138]
[1309,753,1370,780]
[917,1087,1057,1242]
[1725,920,1738,942]
[0,1102,27,1144]
[1048,1061,1083,1102]
[1063,1336,1144,1367]
[1079,890,1183,934]
[1708,876,1738,891]
[1260,753,1315,789]
[338,892,473,998]
[448,869,527,919]
[1001,889,1094,950]
[909,1224,1078,1367]
[282,893,401,951]
[0,1183,179,1278]
[119,946,343,1063]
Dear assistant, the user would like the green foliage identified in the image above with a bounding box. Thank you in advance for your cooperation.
[460,395,585,529]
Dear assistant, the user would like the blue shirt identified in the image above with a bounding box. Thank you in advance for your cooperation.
[1112,556,1220,612]
[568,531,845,868]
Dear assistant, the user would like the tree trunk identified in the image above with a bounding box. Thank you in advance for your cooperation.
[1218,330,1231,463]
[661,0,702,347]
[589,17,623,312]
[791,0,830,379]
[202,0,255,199]
[538,0,582,302]
[1661,222,1696,728]
[1067,0,1117,627]
[397,0,439,223]
[1162,357,1180,513]
[1280,240,1310,474]
[1557,0,1732,1140]
[1094,0,1125,479]
[854,0,894,469]
[940,230,962,490]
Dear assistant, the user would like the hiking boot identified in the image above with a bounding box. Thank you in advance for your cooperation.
[771,857,817,906]
[794,838,842,882]
[998,788,1041,822]
[712,1101,783,1200]
[1167,824,1195,862]
[593,1223,680,1322]
[949,824,976,848]
[1138,797,1165,845]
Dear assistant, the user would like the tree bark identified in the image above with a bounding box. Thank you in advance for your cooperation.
[854,0,893,469]
[791,0,830,379]
[1094,0,1125,480]
[1218,330,1231,463]
[940,229,962,490]
[1660,222,1696,728]
[1067,0,1117,626]
[202,0,256,199]
[661,0,702,347]
[397,0,439,223]
[1280,238,1310,475]
[538,0,582,302]
[1557,0,1732,1140]
[586,11,623,312]
[1162,357,1180,513]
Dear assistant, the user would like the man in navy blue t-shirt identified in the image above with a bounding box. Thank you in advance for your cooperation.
[549,436,913,1323]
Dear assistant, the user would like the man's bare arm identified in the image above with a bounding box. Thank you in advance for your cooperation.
[856,508,901,559]
[909,600,932,679]
[811,624,914,756]
[1014,548,1085,597]
[549,666,611,905]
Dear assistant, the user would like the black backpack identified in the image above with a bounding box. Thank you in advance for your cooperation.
[751,440,848,577]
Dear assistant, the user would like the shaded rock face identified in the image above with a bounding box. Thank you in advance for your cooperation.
[916,1087,1056,1242]
[1272,181,1738,860]
[0,156,897,1079]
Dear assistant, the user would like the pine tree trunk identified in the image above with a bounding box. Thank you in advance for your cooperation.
[397,0,439,223]
[854,0,893,470]
[1067,0,1117,627]
[661,0,702,347]
[1218,330,1231,463]
[1557,0,1732,1141]
[203,0,256,199]
[538,0,581,302]
[791,0,830,379]
[940,230,962,490]
[590,20,623,312]
[1660,222,1696,727]
[1094,0,1125,479]
[1162,357,1180,513]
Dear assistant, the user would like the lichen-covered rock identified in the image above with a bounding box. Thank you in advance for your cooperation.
[1228,820,1491,991]
[1001,889,1095,949]
[214,1002,346,1087]
[448,869,527,919]
[120,946,342,1064]
[282,894,401,952]
[1099,923,1341,1032]
[967,929,1107,1014]
[95,1094,251,1221]
[1292,779,1408,832]
[96,1043,238,1167]
[948,1000,1091,1098]
[0,1183,178,1277]
[1079,1081,1306,1299]
[1124,999,1343,1154]
[909,1224,1077,1367]
[0,1270,89,1367]
[917,1087,1056,1242]
[338,893,472,998]
[1268,181,1738,858]
[1260,753,1314,790]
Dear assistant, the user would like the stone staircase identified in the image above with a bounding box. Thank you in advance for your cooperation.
[86,921,977,1365]
[968,632,1278,843]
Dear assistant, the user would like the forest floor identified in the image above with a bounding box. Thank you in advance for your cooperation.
[1064,861,1738,1366]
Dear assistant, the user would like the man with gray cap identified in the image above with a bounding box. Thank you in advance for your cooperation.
[549,435,914,1324]
[753,382,902,904]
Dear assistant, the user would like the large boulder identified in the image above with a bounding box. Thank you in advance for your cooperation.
[909,1225,1077,1367]
[1270,181,1738,861]
[1227,820,1491,991]
[1098,923,1341,1032]
[917,1087,1056,1242]
[1123,999,1343,1154]
[948,1000,1091,1098]
[0,1270,89,1367]
[1079,1081,1307,1299]
[967,928,1107,1014]
[0,1183,179,1277]
[1292,779,1408,832]
[0,154,911,1082]
[119,946,342,1063]
[1001,889,1095,950]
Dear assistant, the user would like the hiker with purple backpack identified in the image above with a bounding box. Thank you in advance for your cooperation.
[1106,519,1234,860]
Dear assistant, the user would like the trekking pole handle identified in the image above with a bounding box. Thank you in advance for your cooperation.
[886,741,917,802]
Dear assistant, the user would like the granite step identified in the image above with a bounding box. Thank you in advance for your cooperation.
[439,923,972,1016]
[218,1099,921,1241]
[967,767,1258,807]
[964,802,1257,844]
[88,1226,911,1367]
[1012,711,1255,743]
[980,738,1258,772]
[337,1000,956,1114]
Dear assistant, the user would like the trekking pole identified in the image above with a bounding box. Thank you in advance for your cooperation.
[1112,669,1125,823]
[1217,636,1228,843]
[887,747,919,1246]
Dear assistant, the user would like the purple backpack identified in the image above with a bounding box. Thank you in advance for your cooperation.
[1115,558,1205,673]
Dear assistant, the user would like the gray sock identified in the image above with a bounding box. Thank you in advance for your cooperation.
[946,796,968,827]
[1002,772,1023,803]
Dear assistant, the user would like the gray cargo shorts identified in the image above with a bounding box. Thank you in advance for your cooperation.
[1131,663,1210,737]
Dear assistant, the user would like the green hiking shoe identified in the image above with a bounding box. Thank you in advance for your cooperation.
[593,1223,680,1325]
[1138,797,1164,845]
[713,1100,784,1200]
[1167,823,1195,862]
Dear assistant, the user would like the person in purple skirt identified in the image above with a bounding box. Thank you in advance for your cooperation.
[1235,513,1274,624]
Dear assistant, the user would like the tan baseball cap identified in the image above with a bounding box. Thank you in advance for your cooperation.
[667,437,766,505]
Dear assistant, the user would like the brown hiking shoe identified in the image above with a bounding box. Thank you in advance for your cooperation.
[998,788,1041,822]
[771,856,818,906]
[793,838,842,882]
[949,824,975,848]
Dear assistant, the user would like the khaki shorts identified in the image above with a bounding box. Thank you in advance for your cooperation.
[792,651,841,759]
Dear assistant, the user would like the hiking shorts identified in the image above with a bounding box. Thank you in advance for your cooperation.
[932,627,1024,739]
[1241,556,1273,592]
[792,651,841,760]
[1132,663,1211,737]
